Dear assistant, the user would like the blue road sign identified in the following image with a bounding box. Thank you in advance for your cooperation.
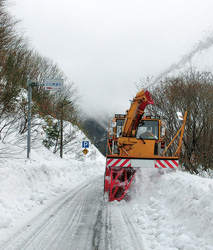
[82,141,89,148]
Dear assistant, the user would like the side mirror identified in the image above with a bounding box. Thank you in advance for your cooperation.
[161,126,166,137]
[160,121,166,138]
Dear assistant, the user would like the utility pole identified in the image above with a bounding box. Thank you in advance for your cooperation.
[60,102,63,158]
[27,80,32,158]
[59,100,71,158]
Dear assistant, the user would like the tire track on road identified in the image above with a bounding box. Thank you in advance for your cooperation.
[1,177,100,250]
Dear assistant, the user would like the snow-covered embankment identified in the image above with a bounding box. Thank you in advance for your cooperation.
[129,169,213,249]
[0,144,105,244]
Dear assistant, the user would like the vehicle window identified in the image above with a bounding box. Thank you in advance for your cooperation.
[136,120,159,140]
[116,119,125,138]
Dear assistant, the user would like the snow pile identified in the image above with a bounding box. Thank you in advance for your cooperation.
[129,169,213,250]
[0,118,105,244]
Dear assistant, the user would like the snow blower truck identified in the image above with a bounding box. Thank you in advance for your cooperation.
[104,88,187,202]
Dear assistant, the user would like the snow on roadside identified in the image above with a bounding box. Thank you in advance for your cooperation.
[0,143,105,244]
[128,169,213,250]
[1,114,213,249]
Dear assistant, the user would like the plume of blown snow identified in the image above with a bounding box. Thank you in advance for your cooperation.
[145,32,213,90]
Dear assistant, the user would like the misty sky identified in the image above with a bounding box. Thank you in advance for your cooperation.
[9,0,213,116]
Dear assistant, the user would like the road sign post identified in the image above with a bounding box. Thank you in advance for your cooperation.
[27,79,63,159]
[27,80,32,158]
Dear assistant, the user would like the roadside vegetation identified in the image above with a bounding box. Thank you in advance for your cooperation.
[0,0,80,156]
[138,70,213,175]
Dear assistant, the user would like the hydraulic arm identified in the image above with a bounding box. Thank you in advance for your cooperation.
[122,89,154,137]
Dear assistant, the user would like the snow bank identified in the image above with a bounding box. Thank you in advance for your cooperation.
[1,114,212,249]
[0,142,105,244]
[129,169,213,250]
